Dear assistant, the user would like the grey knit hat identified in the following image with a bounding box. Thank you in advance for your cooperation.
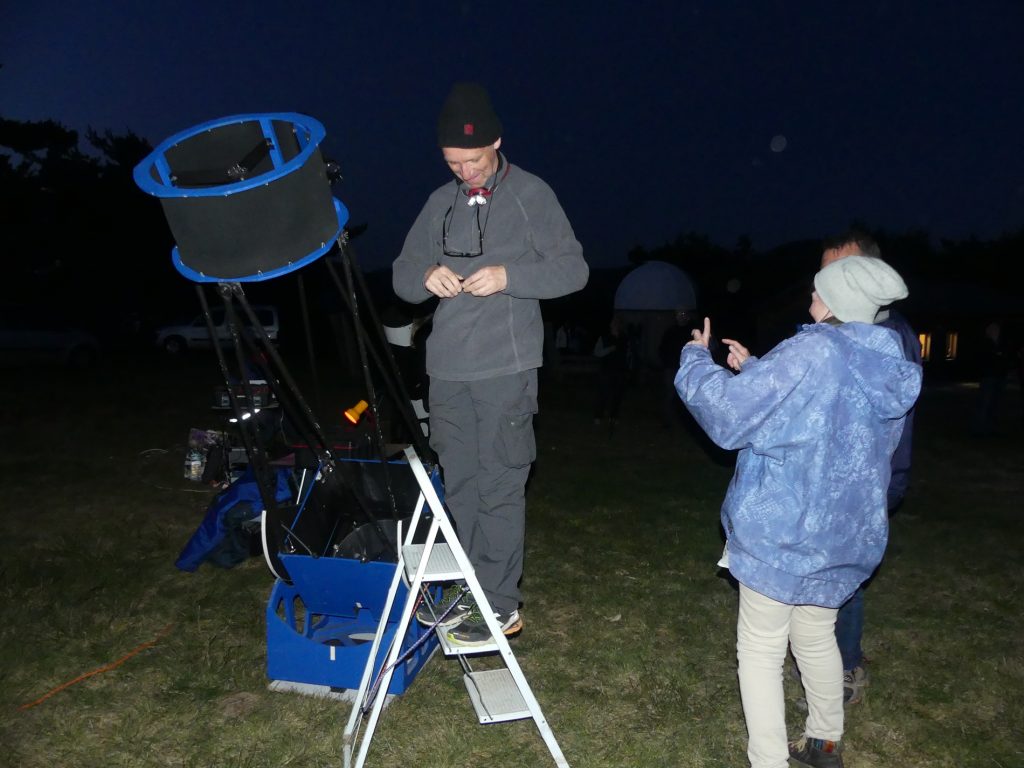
[437,82,502,148]
[813,255,908,324]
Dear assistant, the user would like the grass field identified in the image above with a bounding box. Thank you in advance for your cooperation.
[1,353,1022,767]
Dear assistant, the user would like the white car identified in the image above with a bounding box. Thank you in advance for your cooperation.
[0,307,100,368]
[155,305,280,354]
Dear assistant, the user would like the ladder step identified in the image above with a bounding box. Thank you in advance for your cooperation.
[463,669,530,723]
[403,543,463,581]
[435,626,499,656]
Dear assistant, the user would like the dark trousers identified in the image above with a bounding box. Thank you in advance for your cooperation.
[594,370,626,420]
[835,586,864,671]
[428,370,537,614]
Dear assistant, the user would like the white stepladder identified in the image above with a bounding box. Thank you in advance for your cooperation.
[342,446,570,768]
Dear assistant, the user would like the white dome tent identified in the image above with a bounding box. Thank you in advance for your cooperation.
[613,260,697,373]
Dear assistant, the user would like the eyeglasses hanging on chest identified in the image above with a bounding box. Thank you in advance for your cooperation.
[440,156,510,258]
[442,186,492,258]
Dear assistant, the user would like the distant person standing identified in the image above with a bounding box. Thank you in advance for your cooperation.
[393,83,588,646]
[555,322,569,355]
[818,230,922,708]
[973,320,1011,435]
[658,308,693,427]
[593,314,630,429]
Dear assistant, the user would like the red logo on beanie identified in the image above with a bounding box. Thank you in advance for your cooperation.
[464,123,474,136]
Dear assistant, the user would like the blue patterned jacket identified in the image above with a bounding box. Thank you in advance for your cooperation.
[675,322,922,607]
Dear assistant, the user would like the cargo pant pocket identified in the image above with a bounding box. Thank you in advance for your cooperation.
[496,410,536,468]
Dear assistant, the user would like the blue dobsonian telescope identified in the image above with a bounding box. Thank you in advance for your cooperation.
[134,112,439,702]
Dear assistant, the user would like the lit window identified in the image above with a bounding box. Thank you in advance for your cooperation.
[918,333,931,362]
[945,331,958,361]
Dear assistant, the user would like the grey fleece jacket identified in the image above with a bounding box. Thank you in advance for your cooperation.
[393,158,588,381]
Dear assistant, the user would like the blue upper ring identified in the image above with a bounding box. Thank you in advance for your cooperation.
[133,112,327,198]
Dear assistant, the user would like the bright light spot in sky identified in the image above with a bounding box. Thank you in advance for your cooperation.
[770,134,788,153]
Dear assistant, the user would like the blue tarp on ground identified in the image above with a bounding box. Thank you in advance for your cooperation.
[175,467,292,572]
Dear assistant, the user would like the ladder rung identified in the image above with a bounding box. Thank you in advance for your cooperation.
[403,543,463,581]
[435,626,499,656]
[463,669,530,723]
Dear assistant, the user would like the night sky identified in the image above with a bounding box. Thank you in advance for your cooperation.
[3,1,1023,271]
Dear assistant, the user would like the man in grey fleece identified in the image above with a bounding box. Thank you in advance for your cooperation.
[393,82,588,646]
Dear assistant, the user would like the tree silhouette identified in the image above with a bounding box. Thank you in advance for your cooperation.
[0,116,180,335]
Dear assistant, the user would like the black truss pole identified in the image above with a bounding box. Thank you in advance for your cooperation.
[225,283,396,554]
[324,241,433,462]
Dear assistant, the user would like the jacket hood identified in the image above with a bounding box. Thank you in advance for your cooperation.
[829,322,922,419]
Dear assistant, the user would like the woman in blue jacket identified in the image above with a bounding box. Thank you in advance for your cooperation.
[675,256,922,768]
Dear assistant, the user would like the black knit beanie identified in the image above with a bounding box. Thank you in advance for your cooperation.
[436,82,503,148]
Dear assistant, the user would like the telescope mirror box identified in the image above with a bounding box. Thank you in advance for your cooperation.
[264,460,438,694]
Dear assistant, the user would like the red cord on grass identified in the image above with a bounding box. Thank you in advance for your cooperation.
[19,623,174,711]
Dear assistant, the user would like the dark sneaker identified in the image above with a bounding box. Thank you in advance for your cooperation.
[415,584,472,629]
[794,665,870,711]
[788,736,844,767]
[446,607,524,647]
[843,666,869,705]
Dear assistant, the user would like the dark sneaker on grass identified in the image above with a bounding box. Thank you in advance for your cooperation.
[446,607,523,647]
[788,736,844,767]
[843,666,869,705]
[415,584,472,629]
[794,665,870,711]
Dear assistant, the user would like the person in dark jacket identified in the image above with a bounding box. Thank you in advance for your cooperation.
[658,308,695,427]
[675,256,921,768]
[393,83,588,647]
[819,231,922,707]
[593,314,630,428]
[973,320,1012,435]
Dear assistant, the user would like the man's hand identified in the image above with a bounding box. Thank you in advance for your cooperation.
[721,338,751,371]
[461,265,508,297]
[687,316,711,348]
[424,264,463,298]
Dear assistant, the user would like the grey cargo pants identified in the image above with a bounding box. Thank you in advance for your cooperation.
[428,370,538,614]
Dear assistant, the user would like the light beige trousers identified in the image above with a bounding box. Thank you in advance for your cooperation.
[737,583,844,768]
